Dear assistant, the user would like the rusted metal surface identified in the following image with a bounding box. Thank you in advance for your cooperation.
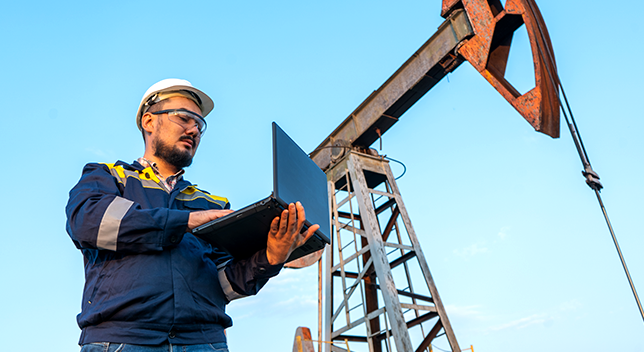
[311,0,560,173]
[325,151,461,352]
[292,326,315,352]
[361,234,382,352]
[416,320,444,352]
[310,9,473,172]
[442,0,560,137]
[306,3,563,351]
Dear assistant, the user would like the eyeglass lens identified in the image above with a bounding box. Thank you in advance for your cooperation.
[167,111,206,134]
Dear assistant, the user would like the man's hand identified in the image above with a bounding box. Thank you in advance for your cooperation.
[266,201,320,265]
[187,209,234,233]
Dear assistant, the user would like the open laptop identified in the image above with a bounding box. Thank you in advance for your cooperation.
[193,122,331,263]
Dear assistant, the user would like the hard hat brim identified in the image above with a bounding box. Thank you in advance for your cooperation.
[136,80,214,131]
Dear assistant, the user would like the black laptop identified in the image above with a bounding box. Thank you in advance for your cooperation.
[193,122,331,263]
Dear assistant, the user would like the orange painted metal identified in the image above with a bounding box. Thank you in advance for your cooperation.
[442,0,560,138]
[292,327,315,352]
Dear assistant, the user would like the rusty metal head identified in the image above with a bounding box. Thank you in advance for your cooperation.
[443,0,560,138]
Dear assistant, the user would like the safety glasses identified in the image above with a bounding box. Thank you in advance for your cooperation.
[151,109,207,136]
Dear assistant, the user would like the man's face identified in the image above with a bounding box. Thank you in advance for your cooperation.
[148,97,203,170]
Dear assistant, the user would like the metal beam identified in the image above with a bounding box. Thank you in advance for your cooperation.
[325,151,461,352]
[310,9,473,171]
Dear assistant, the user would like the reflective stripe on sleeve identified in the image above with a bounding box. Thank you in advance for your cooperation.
[97,196,134,251]
[176,186,228,207]
[216,259,232,271]
[218,267,248,302]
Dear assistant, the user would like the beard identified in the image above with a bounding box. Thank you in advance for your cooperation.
[152,135,194,170]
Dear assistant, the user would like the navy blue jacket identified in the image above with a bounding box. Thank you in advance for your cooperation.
[66,160,282,345]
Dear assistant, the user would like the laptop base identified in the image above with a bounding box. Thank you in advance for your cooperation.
[193,196,327,263]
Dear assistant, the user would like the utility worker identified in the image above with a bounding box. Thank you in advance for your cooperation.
[65,78,319,352]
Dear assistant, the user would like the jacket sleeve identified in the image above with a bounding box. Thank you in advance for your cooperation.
[66,163,190,253]
[215,248,284,302]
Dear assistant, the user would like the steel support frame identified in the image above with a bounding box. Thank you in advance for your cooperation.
[311,9,473,172]
[311,0,560,173]
[324,151,460,352]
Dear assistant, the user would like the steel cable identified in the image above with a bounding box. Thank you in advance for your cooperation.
[524,0,644,323]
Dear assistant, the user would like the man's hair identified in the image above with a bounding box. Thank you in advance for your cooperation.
[141,100,170,143]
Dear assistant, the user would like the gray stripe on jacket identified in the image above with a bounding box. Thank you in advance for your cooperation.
[97,196,134,251]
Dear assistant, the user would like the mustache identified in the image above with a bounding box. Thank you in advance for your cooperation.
[179,135,196,145]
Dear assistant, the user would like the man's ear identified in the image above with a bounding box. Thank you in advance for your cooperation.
[141,112,157,134]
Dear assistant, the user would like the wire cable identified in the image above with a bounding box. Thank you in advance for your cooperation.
[431,344,452,352]
[524,0,644,323]
[308,146,408,180]
[384,156,407,180]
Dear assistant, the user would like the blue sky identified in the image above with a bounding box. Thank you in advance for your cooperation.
[1,1,643,351]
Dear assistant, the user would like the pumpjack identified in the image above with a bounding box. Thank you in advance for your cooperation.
[288,1,562,351]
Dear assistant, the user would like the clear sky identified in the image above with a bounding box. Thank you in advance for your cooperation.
[1,1,642,351]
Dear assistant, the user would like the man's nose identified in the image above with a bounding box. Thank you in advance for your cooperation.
[184,122,201,136]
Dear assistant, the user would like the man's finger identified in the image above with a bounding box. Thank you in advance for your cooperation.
[269,216,280,236]
[296,202,306,231]
[188,209,235,231]
[291,224,319,248]
[287,203,298,236]
[303,224,319,243]
[278,208,289,236]
[211,209,234,220]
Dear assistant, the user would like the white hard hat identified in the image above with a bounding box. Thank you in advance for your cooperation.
[136,78,214,131]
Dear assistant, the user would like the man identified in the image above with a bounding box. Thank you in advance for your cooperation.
[66,78,319,352]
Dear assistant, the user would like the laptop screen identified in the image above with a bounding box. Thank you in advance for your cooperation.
[272,122,330,240]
